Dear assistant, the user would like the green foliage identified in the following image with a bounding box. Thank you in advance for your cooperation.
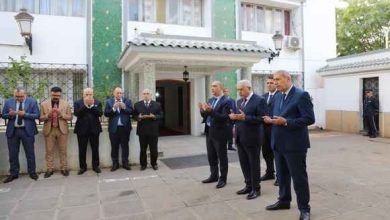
[93,75,118,107]
[0,56,47,100]
[337,0,390,56]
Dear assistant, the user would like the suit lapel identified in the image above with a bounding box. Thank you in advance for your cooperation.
[213,96,224,111]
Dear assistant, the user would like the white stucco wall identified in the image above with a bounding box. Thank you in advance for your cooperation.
[0,12,87,64]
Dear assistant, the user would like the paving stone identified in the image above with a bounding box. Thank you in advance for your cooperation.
[0,202,16,216]
[62,193,99,207]
[15,198,58,214]
[9,210,55,220]
[151,208,197,220]
[57,205,100,220]
[100,189,139,204]
[103,200,145,218]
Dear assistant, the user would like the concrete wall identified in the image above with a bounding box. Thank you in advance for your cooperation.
[0,127,141,175]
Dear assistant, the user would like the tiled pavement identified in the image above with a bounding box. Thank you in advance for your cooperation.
[1,132,390,220]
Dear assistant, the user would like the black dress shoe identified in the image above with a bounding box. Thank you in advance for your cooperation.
[29,173,38,180]
[236,186,252,195]
[122,165,131,170]
[111,164,119,172]
[44,171,54,178]
[260,173,275,181]
[201,177,218,183]
[274,180,279,186]
[3,175,18,183]
[246,188,260,200]
[300,211,310,220]
[78,169,87,175]
[370,135,377,138]
[93,167,101,173]
[216,180,226,189]
[228,147,236,151]
[266,201,291,210]
[61,170,69,176]
[140,166,147,171]
[152,165,158,170]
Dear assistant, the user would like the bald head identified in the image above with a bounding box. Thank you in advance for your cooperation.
[142,89,153,101]
[83,88,94,97]
[273,70,292,92]
[113,87,124,100]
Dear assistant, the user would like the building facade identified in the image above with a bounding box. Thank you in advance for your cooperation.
[0,0,337,136]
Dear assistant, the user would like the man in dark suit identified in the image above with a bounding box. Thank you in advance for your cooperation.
[199,81,231,189]
[229,80,266,200]
[363,89,379,138]
[133,89,162,171]
[223,88,237,151]
[264,70,315,220]
[74,88,103,174]
[2,87,39,183]
[104,87,133,171]
[261,76,279,185]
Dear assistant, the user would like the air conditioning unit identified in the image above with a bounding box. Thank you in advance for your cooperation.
[286,36,301,50]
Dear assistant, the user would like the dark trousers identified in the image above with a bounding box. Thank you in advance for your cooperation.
[109,127,130,166]
[77,134,100,170]
[365,115,377,136]
[274,149,310,212]
[262,125,275,175]
[7,128,36,176]
[237,143,260,190]
[227,125,233,148]
[206,132,228,181]
[139,135,158,166]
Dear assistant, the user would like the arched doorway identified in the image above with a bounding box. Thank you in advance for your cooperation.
[156,80,191,136]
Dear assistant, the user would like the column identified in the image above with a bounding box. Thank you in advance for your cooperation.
[205,75,211,99]
[241,66,252,81]
[138,62,156,100]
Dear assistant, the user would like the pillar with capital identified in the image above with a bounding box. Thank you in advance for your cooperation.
[138,62,156,100]
[241,66,252,81]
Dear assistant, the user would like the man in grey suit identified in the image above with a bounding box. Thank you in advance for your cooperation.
[2,88,40,183]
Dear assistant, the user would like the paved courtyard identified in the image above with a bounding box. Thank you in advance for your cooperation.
[0,131,390,220]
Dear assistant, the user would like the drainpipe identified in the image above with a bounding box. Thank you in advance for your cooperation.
[301,0,306,89]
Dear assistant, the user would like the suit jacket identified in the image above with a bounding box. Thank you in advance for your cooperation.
[235,93,266,147]
[271,86,315,152]
[262,91,279,116]
[2,97,40,138]
[363,96,379,116]
[73,99,103,135]
[104,97,133,133]
[40,98,73,136]
[133,100,162,136]
[200,96,232,138]
[225,96,237,125]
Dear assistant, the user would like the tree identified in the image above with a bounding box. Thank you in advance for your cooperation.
[0,56,47,100]
[336,0,390,56]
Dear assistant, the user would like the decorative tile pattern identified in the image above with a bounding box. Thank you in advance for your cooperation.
[92,0,122,91]
[213,0,238,98]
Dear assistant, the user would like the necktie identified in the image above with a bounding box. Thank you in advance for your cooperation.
[52,103,59,128]
[279,93,286,111]
[206,98,217,126]
[240,98,247,110]
[17,102,23,125]
[267,94,274,105]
